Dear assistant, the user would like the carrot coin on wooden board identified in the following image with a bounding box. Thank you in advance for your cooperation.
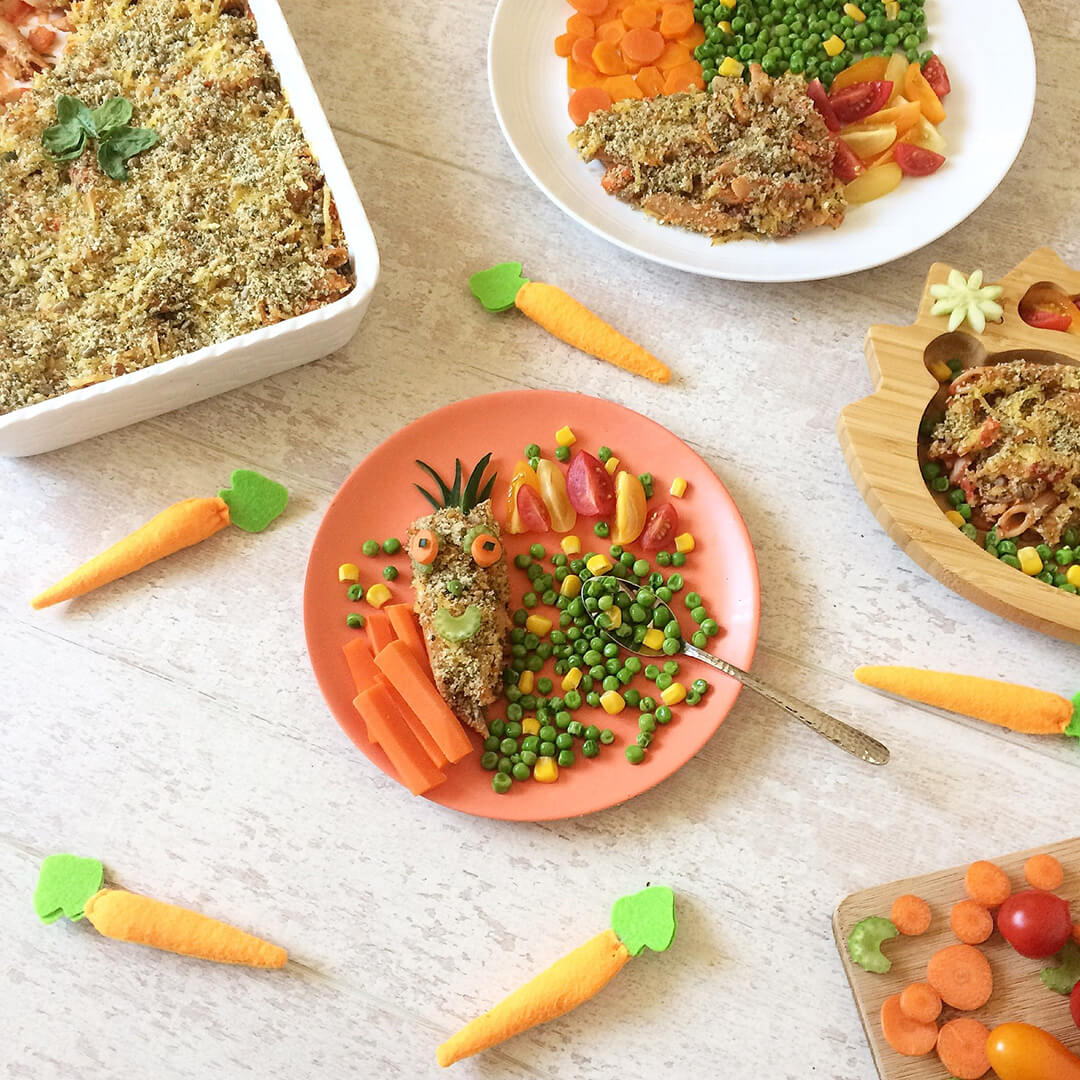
[950,900,994,945]
[880,993,939,1057]
[899,982,942,1024]
[569,85,613,125]
[891,894,932,936]
[1025,853,1064,891]
[964,861,1011,907]
[621,26,664,64]
[936,1018,991,1080]
[926,944,993,1011]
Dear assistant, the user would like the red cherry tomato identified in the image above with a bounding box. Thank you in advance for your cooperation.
[829,80,893,126]
[640,503,678,551]
[833,138,863,182]
[565,451,615,517]
[922,55,951,99]
[806,78,840,131]
[515,484,551,533]
[893,141,946,177]
[997,889,1073,959]
[1071,981,1080,1029]
[1021,307,1073,332]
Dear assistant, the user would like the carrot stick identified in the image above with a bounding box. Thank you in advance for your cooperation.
[853,666,1073,735]
[880,993,939,1057]
[366,611,396,654]
[31,497,230,609]
[84,888,286,967]
[926,944,993,1011]
[950,900,993,945]
[386,604,432,676]
[376,675,448,768]
[936,1017,991,1079]
[1025,853,1064,891]
[354,684,446,795]
[343,636,379,695]
[890,894,931,936]
[438,929,629,1066]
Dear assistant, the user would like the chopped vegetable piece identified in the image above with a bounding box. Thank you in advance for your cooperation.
[899,982,941,1024]
[922,55,951,100]
[963,860,1012,907]
[673,532,694,553]
[847,916,898,973]
[832,139,863,182]
[354,683,447,796]
[880,993,938,1057]
[366,583,392,608]
[890,894,931,937]
[893,141,945,176]
[806,78,840,131]
[366,611,395,654]
[669,477,687,498]
[829,81,893,126]
[904,60,946,125]
[926,944,993,1010]
[1042,941,1080,994]
[987,1023,1080,1080]
[830,55,888,94]
[339,562,360,582]
[1024,853,1064,891]
[999,889,1072,959]
[845,162,902,203]
[568,85,613,126]
[555,426,576,447]
[936,1017,991,1080]
[950,900,993,945]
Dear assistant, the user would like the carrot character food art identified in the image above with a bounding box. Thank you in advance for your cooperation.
[34,854,286,968]
[436,885,676,1066]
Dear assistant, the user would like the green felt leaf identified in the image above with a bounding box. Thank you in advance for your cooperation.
[1066,692,1080,743]
[218,469,289,533]
[610,885,677,956]
[469,262,529,313]
[34,854,104,924]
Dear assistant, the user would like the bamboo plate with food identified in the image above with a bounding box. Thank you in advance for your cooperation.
[838,247,1080,646]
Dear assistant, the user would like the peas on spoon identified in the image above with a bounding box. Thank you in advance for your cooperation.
[582,574,890,766]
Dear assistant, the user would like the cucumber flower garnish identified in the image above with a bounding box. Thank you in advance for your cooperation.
[930,269,1005,334]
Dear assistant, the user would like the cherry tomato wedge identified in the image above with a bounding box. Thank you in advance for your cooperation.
[829,80,893,126]
[806,78,840,131]
[516,484,552,532]
[1021,307,1073,332]
[997,889,1072,959]
[922,55,951,100]
[893,141,945,177]
[640,502,678,551]
[833,138,863,182]
[566,451,615,517]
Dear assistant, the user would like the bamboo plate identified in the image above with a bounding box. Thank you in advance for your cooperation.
[838,247,1080,646]
[833,836,1080,1080]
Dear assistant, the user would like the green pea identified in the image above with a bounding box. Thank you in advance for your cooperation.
[961,524,978,540]
[625,745,645,764]
[601,675,619,692]
[997,540,1018,556]
[1037,543,1054,563]
[636,731,653,748]
[594,522,610,538]
[600,728,615,745]
[1060,583,1079,594]
[489,718,506,738]
[644,663,660,680]
[701,619,720,637]
[556,445,570,462]
[362,539,379,557]
[539,740,556,757]
[524,443,540,459]
[555,732,574,750]
[597,446,612,462]
[582,739,599,758]
[382,565,398,581]
[1057,547,1074,566]
[1055,572,1069,586]
[564,690,582,709]
[557,749,576,767]
[382,537,401,555]
[1000,554,1021,570]
[655,705,672,724]
[1038,571,1055,585]
[1065,528,1079,547]
[513,608,528,626]
[345,613,364,628]
[586,691,601,707]
[507,703,524,722]
[492,772,512,794]
[505,721,523,740]
[624,688,642,709]
[686,690,702,705]
[346,583,363,601]
[692,678,708,694]
[656,672,673,690]
[656,586,673,603]
[523,592,538,608]
[639,714,657,733]
[671,552,686,567]
[481,750,500,771]
[656,551,672,567]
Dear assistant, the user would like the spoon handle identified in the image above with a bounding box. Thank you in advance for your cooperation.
[680,643,890,766]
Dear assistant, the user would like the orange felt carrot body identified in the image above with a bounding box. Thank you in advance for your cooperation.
[83,888,286,968]
[32,497,231,610]
[354,684,446,795]
[437,929,630,1067]
[853,666,1073,735]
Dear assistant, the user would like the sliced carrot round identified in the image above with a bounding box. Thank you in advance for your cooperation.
[936,1018,991,1079]
[926,944,993,1011]
[566,12,596,36]
[891,894,932,936]
[658,4,693,37]
[603,74,643,102]
[470,532,503,568]
[568,85,613,126]
[572,36,600,72]
[554,32,576,58]
[1024,853,1064,891]
[656,40,692,71]
[622,3,658,29]
[621,26,664,64]
[661,62,703,94]
[900,982,942,1024]
[964,861,1011,908]
[409,529,439,566]
[569,0,608,15]
[592,40,627,75]
[880,993,939,1058]
[950,900,993,945]
[635,65,663,97]
[596,19,626,45]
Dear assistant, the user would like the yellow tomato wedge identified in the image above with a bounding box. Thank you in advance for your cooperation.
[842,123,897,160]
[904,60,946,125]
[902,115,947,154]
[845,163,902,204]
[535,459,577,533]
[505,460,541,534]
[856,96,921,138]
[612,471,646,545]
[831,54,888,94]
[883,51,908,103]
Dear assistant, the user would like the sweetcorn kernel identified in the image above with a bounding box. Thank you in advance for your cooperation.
[603,605,622,630]
[587,553,613,575]
[718,20,732,33]
[534,756,559,782]
[561,535,582,556]
[1067,566,1080,588]
[600,690,626,715]
[338,563,360,582]
[521,716,540,736]
[717,56,744,77]
[1017,547,1043,576]
[560,573,582,598]
[661,682,687,706]
[555,426,577,447]
[561,667,583,691]
[526,614,552,637]
[604,456,620,475]
[674,533,695,554]
[843,3,865,21]
[669,477,688,498]
[928,360,952,382]
[945,510,966,528]
[518,669,535,693]
[824,34,845,56]
[366,583,392,607]
[642,627,665,650]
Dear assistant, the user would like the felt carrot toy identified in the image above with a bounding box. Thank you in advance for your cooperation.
[436,885,676,1067]
[34,854,286,968]
[854,665,1080,738]
[31,468,288,609]
[469,261,671,384]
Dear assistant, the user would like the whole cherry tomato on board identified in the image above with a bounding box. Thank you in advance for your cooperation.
[997,889,1072,959]
[986,1022,1080,1080]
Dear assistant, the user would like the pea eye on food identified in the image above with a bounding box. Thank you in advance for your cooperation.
[471,532,502,567]
[409,529,439,565]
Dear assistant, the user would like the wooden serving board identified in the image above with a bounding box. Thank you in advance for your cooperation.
[834,837,1080,1080]
[837,247,1080,645]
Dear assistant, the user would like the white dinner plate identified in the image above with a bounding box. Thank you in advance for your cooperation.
[487,0,1035,282]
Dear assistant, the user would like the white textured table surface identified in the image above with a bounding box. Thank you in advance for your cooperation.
[3,1,1079,1077]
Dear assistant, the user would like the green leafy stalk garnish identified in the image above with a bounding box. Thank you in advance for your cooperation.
[415,454,496,513]
[41,94,158,180]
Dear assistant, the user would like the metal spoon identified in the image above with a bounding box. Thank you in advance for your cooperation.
[584,577,890,766]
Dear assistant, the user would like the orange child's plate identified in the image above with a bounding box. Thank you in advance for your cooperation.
[303,390,760,821]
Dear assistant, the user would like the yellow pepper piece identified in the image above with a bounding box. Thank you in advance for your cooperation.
[522,716,540,736]
[586,554,613,576]
[366,583,392,608]
[338,562,360,583]
[561,535,581,556]
[642,627,665,651]
[824,34,845,56]
[518,669,535,694]
[561,667,582,692]
[928,360,952,382]
[674,533,695,554]
[612,471,647,546]
[669,477,687,498]
[505,460,541,535]
[526,614,552,637]
[945,510,966,528]
[1067,566,1080,588]
[604,456,620,475]
[560,573,582,598]
[604,605,622,630]
[600,690,625,715]
[843,3,865,21]
[534,757,559,783]
[555,426,576,447]
[661,682,686,706]
[1017,547,1043,576]
[717,56,743,77]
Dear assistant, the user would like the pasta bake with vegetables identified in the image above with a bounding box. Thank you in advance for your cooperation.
[0,0,353,416]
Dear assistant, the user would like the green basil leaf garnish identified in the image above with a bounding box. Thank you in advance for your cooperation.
[101,126,158,158]
[90,97,132,137]
[56,94,96,137]
[42,94,157,180]
[96,141,128,180]
[42,124,86,159]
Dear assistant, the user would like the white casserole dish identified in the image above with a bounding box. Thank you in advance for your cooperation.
[0,0,378,457]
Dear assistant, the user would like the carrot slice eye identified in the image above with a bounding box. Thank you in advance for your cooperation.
[410,529,439,565]
[471,533,502,567]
